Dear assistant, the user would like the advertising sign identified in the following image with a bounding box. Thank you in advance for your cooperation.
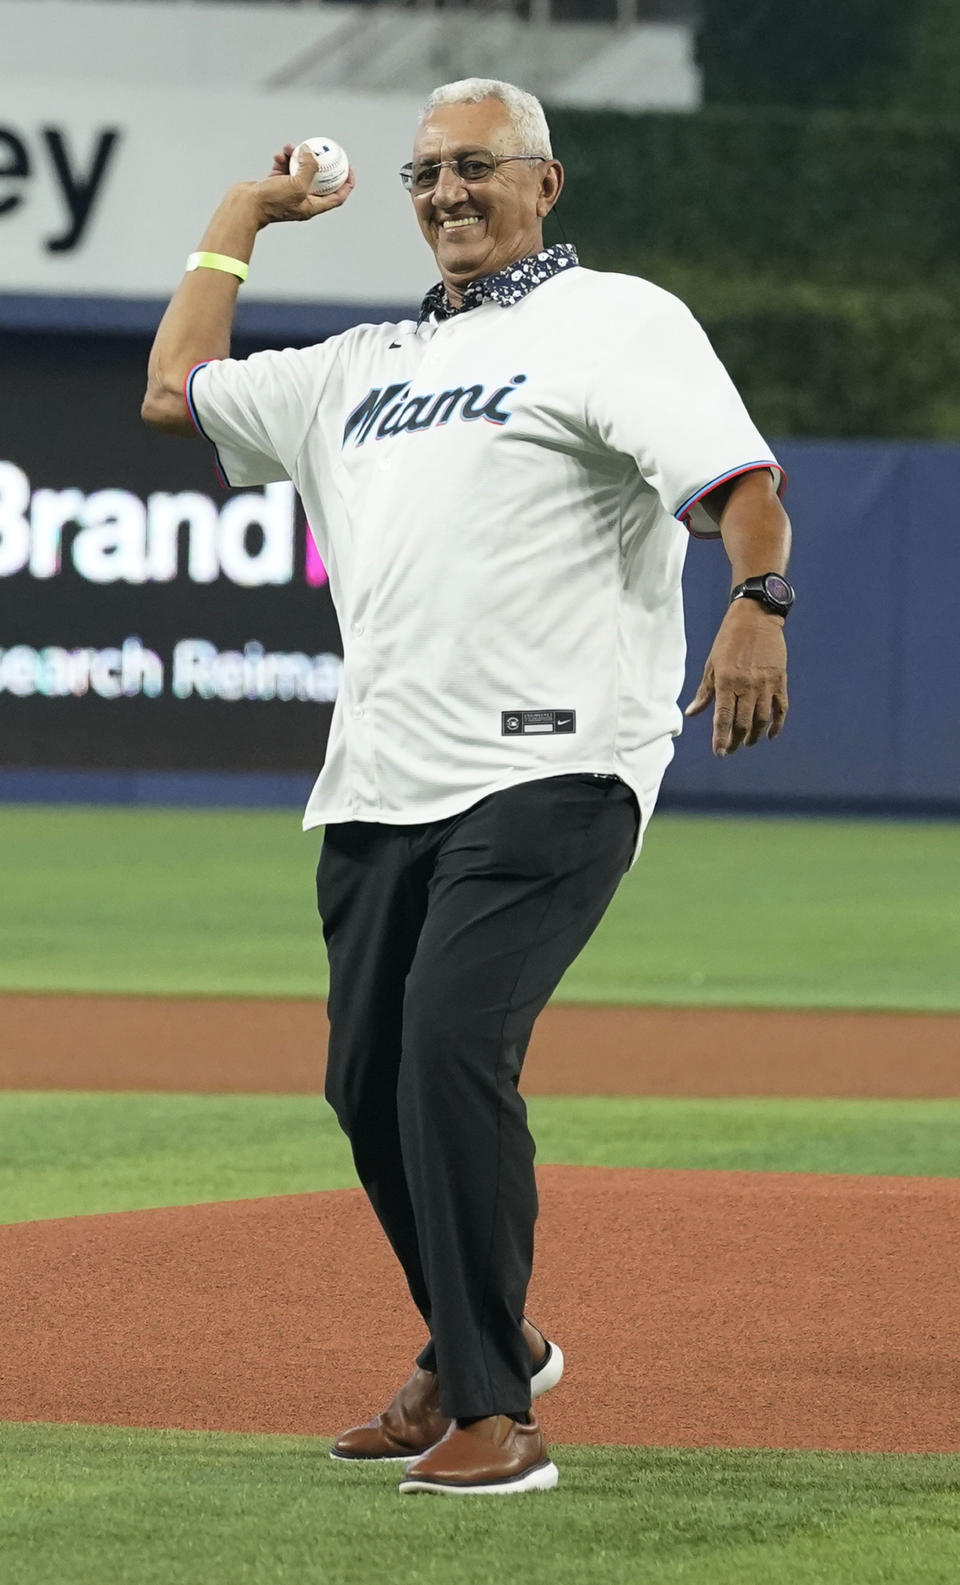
[0,333,342,771]
[0,79,428,311]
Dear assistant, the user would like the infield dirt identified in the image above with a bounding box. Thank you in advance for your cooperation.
[3,1166,959,1452]
[3,992,958,1454]
[2,992,959,1096]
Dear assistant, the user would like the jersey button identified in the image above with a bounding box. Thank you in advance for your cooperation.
[352,705,365,718]
[352,622,365,636]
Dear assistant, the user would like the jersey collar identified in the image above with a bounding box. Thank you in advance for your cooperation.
[417,243,579,325]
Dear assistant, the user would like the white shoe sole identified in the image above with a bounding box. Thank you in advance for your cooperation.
[329,1449,414,1463]
[399,1458,559,1496]
[531,1339,564,1399]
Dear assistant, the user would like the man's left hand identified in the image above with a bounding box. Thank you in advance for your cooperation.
[684,600,788,756]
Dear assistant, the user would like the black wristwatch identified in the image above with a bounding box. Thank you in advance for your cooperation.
[729,573,795,618]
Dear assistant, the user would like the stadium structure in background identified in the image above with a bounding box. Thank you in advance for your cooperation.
[0,0,955,811]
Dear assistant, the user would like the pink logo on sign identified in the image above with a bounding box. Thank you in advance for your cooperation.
[305,526,328,587]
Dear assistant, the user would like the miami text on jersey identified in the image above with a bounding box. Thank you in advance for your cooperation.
[343,375,527,447]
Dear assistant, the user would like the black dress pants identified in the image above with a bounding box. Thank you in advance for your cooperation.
[317,772,638,1419]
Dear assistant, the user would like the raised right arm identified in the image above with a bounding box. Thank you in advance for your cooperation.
[141,145,355,436]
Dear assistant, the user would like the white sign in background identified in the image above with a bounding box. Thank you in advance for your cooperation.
[0,79,434,305]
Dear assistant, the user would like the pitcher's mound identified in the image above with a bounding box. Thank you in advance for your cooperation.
[2,1166,958,1452]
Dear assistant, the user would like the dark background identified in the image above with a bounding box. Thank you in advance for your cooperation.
[0,331,342,772]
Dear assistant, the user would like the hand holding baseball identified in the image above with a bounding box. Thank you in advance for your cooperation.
[254,139,354,225]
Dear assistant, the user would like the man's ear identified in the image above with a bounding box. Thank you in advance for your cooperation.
[537,160,564,218]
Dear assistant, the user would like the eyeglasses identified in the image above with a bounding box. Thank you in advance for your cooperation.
[399,149,546,194]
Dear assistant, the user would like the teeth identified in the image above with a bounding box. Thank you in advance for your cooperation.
[441,217,481,230]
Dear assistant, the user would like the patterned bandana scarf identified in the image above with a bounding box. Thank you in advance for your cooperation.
[418,243,579,325]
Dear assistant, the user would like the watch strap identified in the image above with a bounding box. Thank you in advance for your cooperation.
[729,573,795,617]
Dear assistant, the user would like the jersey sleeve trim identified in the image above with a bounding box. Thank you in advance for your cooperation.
[184,360,231,488]
[676,461,786,540]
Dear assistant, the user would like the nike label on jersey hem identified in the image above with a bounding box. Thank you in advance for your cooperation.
[502,709,576,735]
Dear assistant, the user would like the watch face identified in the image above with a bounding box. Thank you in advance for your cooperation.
[764,575,793,606]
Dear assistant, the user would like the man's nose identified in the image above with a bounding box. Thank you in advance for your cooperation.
[431,161,468,206]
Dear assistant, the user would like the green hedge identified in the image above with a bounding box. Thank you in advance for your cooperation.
[695,0,910,110]
[625,267,960,439]
[546,106,960,437]
[548,106,960,284]
[696,0,960,117]
[897,0,960,115]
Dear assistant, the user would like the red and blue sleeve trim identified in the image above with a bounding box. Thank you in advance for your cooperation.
[676,461,787,539]
[184,361,230,488]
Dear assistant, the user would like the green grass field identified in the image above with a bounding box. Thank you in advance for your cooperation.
[2,1084,959,1582]
[1,805,958,1008]
[2,1092,960,1225]
[3,1424,958,1585]
[2,803,958,1583]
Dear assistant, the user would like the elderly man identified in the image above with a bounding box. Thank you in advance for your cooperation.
[143,77,792,1496]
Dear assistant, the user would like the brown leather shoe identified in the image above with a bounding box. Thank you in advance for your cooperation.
[331,1317,563,1464]
[330,1366,450,1462]
[399,1412,558,1495]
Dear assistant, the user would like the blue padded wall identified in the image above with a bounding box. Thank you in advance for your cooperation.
[670,440,957,810]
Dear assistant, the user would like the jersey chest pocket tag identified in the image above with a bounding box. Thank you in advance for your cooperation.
[502,709,576,735]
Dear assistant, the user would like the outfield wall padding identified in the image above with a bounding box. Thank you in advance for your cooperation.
[674,438,957,808]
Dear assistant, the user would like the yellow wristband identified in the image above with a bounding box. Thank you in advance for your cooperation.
[186,250,249,283]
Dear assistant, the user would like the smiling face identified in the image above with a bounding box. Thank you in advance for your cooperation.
[410,98,563,304]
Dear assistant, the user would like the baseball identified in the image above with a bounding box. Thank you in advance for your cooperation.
[289,136,350,196]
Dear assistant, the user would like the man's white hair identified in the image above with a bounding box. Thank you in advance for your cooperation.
[419,78,552,159]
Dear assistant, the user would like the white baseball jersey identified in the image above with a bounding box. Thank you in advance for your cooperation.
[187,250,781,860]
